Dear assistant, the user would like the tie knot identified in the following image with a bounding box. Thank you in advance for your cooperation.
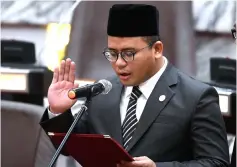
[131,86,142,100]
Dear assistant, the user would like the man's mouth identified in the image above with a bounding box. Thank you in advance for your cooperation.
[120,73,130,76]
[118,72,131,80]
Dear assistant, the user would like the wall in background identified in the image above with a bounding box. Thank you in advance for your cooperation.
[193,1,236,32]
[1,1,75,24]
[1,1,235,32]
[1,1,236,81]
[1,25,47,65]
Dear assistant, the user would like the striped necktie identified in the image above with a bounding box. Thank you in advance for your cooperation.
[122,86,142,150]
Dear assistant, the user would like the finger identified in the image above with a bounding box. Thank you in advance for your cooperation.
[68,61,76,83]
[132,157,153,167]
[51,67,59,84]
[133,156,146,161]
[63,58,71,81]
[73,83,79,88]
[59,60,66,81]
[130,161,144,166]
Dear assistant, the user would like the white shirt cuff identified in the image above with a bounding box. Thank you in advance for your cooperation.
[47,100,86,119]
[47,108,61,119]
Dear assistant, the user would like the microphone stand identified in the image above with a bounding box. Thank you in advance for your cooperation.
[48,96,92,167]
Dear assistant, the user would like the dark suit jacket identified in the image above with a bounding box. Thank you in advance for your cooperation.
[40,63,230,167]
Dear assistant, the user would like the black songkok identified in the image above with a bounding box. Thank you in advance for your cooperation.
[107,4,159,37]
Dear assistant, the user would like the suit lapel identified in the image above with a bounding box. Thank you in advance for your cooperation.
[106,78,124,145]
[127,63,178,152]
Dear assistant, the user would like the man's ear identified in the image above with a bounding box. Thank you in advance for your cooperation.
[152,41,163,59]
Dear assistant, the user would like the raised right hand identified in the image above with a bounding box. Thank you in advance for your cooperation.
[47,58,79,114]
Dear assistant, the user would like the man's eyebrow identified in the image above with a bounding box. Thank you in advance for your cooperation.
[107,47,118,51]
[122,47,136,50]
[107,47,136,51]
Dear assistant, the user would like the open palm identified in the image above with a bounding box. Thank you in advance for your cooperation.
[48,58,79,114]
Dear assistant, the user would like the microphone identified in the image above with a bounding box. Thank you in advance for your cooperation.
[68,79,112,99]
[48,79,112,167]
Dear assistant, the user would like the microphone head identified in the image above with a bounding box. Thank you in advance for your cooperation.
[98,79,112,94]
[68,90,76,99]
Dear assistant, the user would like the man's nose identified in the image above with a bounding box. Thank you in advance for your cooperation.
[115,55,127,68]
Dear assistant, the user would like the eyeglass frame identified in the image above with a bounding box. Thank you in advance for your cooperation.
[102,41,156,62]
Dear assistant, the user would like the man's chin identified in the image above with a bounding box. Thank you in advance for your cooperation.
[119,79,134,86]
[119,78,140,86]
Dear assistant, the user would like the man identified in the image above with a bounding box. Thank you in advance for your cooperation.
[40,4,230,167]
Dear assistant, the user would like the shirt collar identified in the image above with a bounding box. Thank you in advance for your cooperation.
[124,56,168,99]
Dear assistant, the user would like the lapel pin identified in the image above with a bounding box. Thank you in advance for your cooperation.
[159,95,166,102]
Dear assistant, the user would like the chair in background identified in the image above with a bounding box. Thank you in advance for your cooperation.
[1,100,56,167]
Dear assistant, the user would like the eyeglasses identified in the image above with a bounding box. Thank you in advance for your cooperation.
[103,43,153,62]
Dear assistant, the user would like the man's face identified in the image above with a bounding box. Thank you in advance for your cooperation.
[107,36,161,86]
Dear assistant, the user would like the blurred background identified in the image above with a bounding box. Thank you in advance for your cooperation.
[1,1,236,167]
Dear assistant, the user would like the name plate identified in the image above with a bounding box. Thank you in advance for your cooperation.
[0,68,29,93]
[214,86,235,116]
[0,67,45,94]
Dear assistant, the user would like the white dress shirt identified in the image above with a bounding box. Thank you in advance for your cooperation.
[48,56,168,121]
[120,56,168,124]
